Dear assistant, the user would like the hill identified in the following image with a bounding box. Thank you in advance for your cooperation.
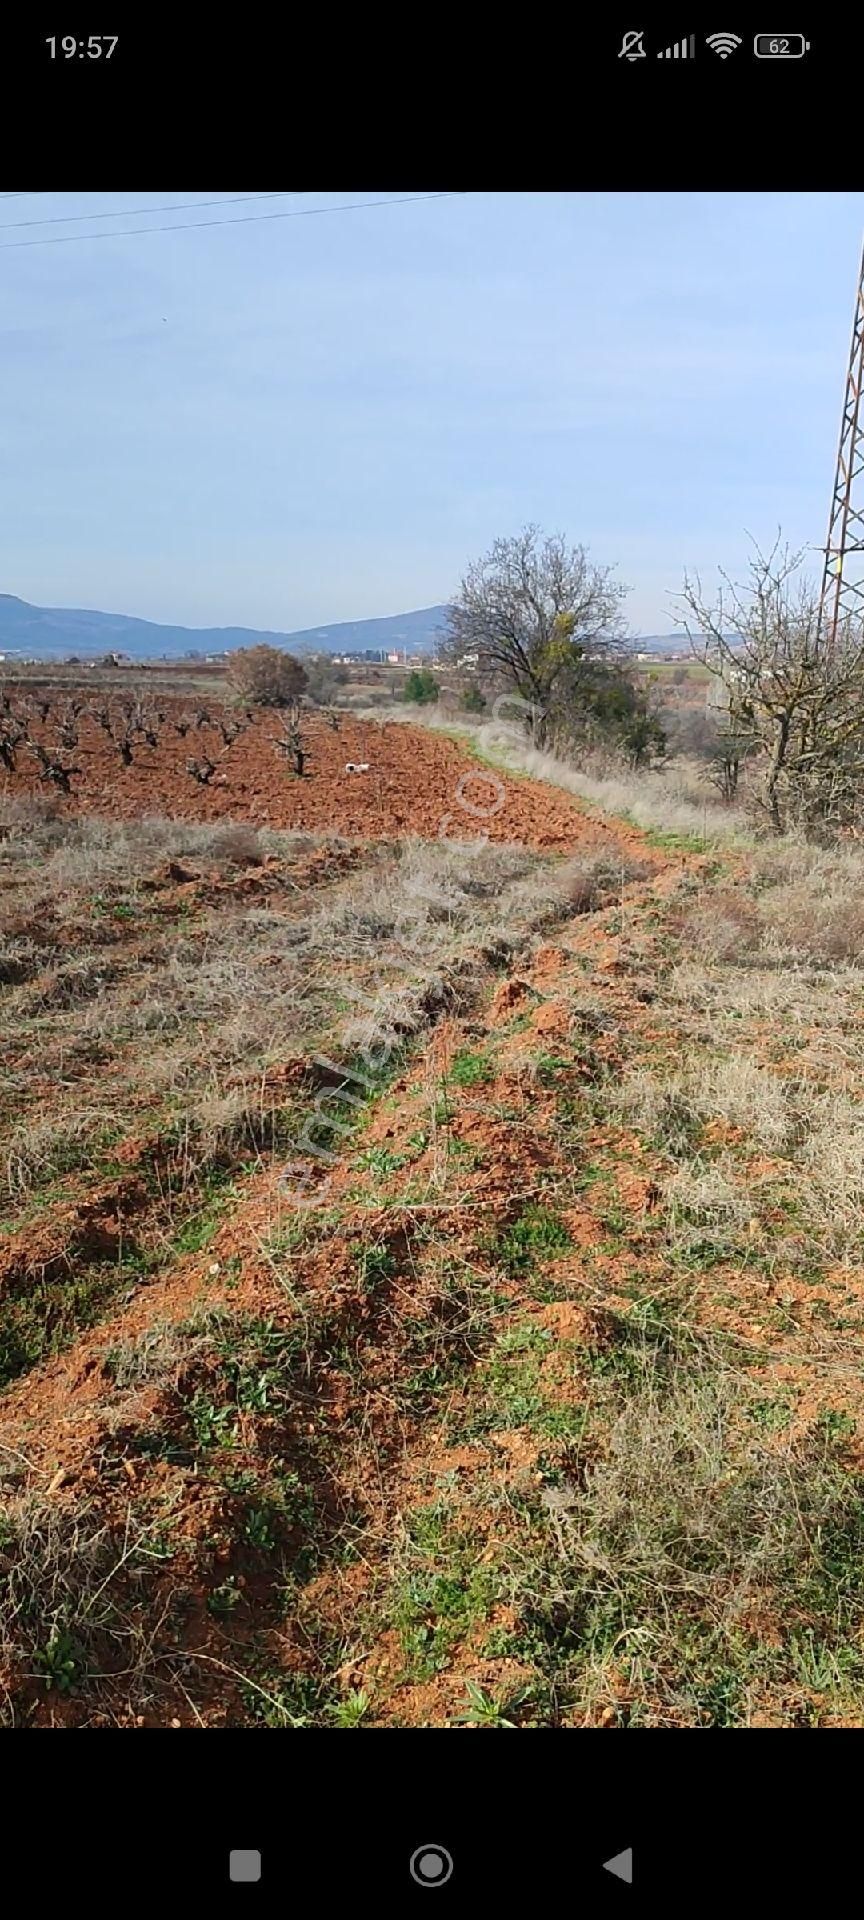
[632,633,693,654]
[0,594,449,661]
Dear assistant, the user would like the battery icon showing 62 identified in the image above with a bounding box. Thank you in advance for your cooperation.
[754,34,810,56]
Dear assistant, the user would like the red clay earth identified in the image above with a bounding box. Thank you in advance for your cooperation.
[2,702,657,858]
[0,699,690,1727]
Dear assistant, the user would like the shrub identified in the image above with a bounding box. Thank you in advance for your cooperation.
[207,823,265,868]
[304,659,349,705]
[560,847,651,914]
[227,646,308,708]
[404,668,439,706]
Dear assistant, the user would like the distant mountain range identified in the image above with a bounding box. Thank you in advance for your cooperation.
[0,595,450,661]
[0,593,693,664]
[633,634,694,654]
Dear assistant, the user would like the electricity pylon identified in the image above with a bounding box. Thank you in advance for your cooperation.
[819,237,864,636]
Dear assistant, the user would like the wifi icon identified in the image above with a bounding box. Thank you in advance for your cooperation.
[706,31,742,56]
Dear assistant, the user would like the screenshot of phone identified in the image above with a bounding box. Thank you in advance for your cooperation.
[0,18,859,1909]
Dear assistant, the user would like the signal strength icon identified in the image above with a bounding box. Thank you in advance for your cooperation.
[657,34,696,57]
[706,32,742,56]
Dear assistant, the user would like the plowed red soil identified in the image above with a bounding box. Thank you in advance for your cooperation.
[6,704,654,856]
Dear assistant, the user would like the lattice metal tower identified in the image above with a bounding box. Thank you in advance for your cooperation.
[819,237,864,636]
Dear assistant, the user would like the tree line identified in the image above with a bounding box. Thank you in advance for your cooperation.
[223,524,864,835]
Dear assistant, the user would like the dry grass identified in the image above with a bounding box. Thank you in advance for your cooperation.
[754,860,864,968]
[499,743,745,845]
[638,879,864,1262]
[512,1317,864,1725]
[617,1055,794,1156]
[663,1160,752,1258]
[691,1056,794,1152]
[655,851,864,1257]
[0,1489,175,1716]
[678,890,763,964]
[0,937,42,987]
[0,815,590,1240]
[798,1092,864,1259]
[3,1108,116,1201]
[304,838,591,969]
[559,847,652,912]
[103,1314,215,1390]
[680,841,864,969]
[0,798,321,911]
[303,839,615,1061]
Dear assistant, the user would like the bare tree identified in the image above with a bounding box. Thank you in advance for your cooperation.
[442,526,629,749]
[111,707,137,766]
[681,539,864,836]
[705,733,749,805]
[0,707,25,772]
[128,700,161,749]
[186,756,217,785]
[56,701,80,750]
[89,700,141,765]
[272,700,308,776]
[217,714,249,748]
[28,742,81,794]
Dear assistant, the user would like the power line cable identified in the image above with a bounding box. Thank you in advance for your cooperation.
[0,191,463,252]
[0,190,298,233]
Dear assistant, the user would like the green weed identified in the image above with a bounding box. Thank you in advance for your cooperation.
[449,1050,495,1089]
[35,1629,79,1694]
[330,1688,373,1727]
[493,1207,572,1277]
[453,1679,522,1728]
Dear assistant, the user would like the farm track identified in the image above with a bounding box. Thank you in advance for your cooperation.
[0,712,683,1724]
[0,841,684,1727]
[5,711,864,1728]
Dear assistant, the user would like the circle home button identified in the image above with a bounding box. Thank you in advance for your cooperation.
[409,1846,454,1888]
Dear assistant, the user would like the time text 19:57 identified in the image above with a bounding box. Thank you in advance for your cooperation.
[45,36,118,59]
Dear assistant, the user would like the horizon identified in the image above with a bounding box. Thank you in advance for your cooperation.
[0,585,693,645]
[1,190,860,631]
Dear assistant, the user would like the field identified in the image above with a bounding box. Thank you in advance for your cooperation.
[3,685,864,1728]
[0,691,638,846]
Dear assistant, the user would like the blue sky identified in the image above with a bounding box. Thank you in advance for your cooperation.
[0,190,861,635]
